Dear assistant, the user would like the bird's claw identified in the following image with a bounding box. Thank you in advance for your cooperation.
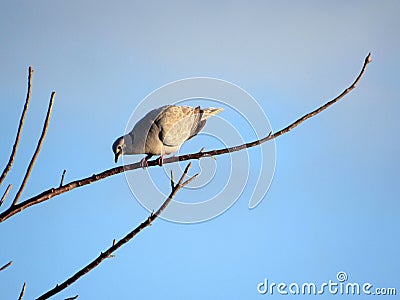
[140,157,149,169]
[156,155,165,166]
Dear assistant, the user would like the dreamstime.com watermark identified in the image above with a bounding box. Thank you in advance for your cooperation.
[257,272,397,296]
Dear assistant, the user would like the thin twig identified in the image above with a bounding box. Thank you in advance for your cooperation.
[0,184,12,207]
[59,170,66,187]
[0,67,33,187]
[0,260,13,272]
[0,53,372,223]
[18,282,26,300]
[36,163,196,300]
[65,296,78,300]
[12,92,55,206]
[170,170,175,189]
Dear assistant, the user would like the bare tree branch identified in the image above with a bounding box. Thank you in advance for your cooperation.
[0,184,12,208]
[64,296,78,300]
[11,92,55,206]
[0,67,33,187]
[18,282,26,300]
[36,163,197,300]
[0,53,372,223]
[0,260,13,272]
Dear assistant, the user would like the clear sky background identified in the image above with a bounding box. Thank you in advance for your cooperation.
[1,1,399,299]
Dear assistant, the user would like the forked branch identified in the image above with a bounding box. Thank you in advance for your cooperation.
[12,92,56,206]
[0,53,372,223]
[36,163,197,300]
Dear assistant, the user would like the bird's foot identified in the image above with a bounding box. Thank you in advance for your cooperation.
[140,157,148,169]
[156,155,166,167]
[140,155,152,169]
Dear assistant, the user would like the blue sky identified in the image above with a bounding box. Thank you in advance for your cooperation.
[0,1,399,299]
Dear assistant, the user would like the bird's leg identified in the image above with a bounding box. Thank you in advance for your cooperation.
[156,154,166,167]
[140,154,153,169]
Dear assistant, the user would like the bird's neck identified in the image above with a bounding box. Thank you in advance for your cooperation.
[124,132,145,155]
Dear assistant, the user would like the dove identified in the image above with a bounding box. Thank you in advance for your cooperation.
[112,105,223,167]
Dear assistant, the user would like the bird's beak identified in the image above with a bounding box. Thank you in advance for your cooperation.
[114,152,120,163]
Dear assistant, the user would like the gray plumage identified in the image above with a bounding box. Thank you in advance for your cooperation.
[112,105,223,165]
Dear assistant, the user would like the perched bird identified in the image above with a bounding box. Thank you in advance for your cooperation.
[112,105,223,167]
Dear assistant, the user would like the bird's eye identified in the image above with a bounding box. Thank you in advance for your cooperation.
[117,146,122,151]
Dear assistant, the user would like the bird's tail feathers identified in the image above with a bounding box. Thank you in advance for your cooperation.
[201,107,224,119]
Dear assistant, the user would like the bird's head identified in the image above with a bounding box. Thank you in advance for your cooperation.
[112,136,127,163]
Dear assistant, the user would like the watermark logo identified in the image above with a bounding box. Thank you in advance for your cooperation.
[257,271,397,296]
[122,77,276,223]
[336,271,348,282]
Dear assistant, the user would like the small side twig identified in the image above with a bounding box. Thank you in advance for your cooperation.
[36,163,197,300]
[59,170,66,187]
[0,67,33,187]
[0,260,13,272]
[18,282,26,300]
[170,170,175,189]
[12,92,55,206]
[65,295,78,300]
[0,184,12,207]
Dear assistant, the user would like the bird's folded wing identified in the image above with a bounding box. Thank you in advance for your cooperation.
[155,106,203,147]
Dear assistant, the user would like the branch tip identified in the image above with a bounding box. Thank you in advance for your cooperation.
[181,173,199,187]
[0,66,34,186]
[59,170,67,187]
[366,52,372,63]
[0,260,13,272]
[183,162,192,175]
